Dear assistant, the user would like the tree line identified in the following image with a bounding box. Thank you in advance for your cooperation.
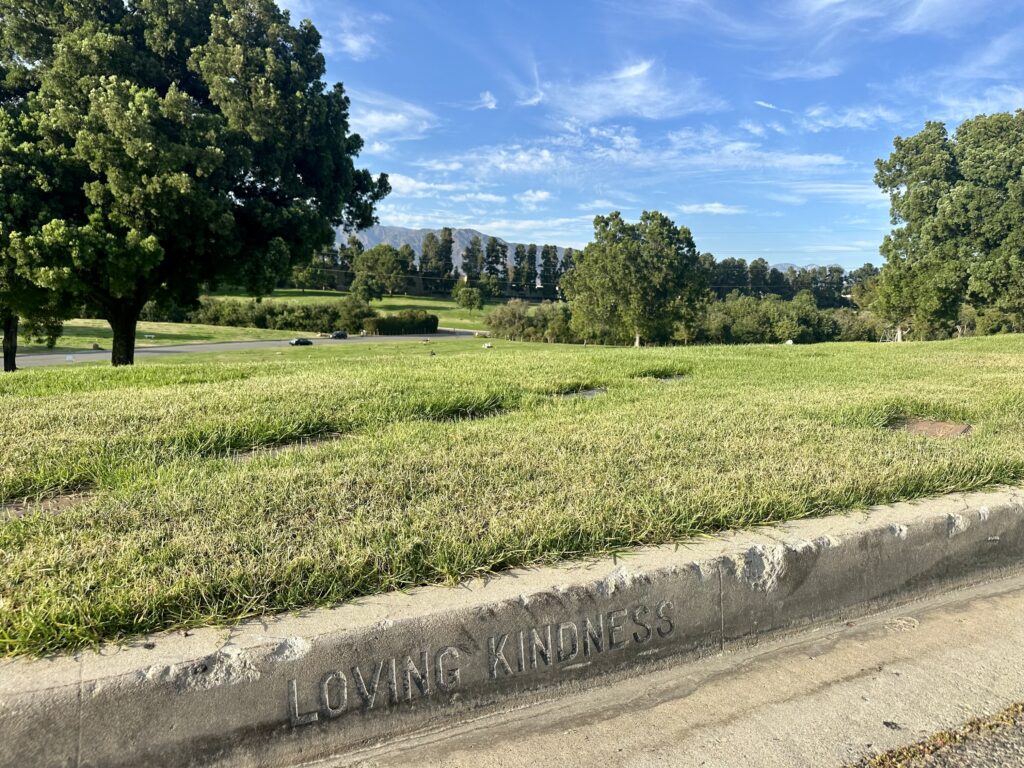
[289,230,573,303]
[0,0,387,370]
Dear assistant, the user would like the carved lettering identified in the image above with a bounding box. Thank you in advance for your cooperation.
[387,657,399,705]
[288,597,689,728]
[288,679,319,727]
[402,651,431,700]
[656,600,674,638]
[557,622,579,663]
[607,609,627,651]
[352,661,385,710]
[436,646,461,691]
[488,633,513,678]
[583,614,604,656]
[319,671,347,718]
[529,625,553,669]
[631,605,653,644]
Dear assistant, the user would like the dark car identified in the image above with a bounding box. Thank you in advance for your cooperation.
[329,330,348,340]
[288,338,313,346]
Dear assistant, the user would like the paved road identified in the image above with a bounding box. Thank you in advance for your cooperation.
[16,329,477,368]
[327,573,1024,768]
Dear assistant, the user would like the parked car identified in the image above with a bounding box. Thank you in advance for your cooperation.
[288,338,313,346]
[329,330,348,339]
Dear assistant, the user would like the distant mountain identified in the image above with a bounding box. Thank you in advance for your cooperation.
[347,225,568,268]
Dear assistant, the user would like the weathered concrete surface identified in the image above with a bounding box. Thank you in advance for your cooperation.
[2,487,1024,767]
[334,570,1024,768]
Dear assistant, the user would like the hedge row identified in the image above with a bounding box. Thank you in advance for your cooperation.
[141,297,438,336]
[363,310,439,335]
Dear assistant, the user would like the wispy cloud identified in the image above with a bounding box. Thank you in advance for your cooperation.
[470,90,498,110]
[754,100,792,113]
[451,192,506,203]
[770,181,889,205]
[634,0,1017,41]
[348,90,438,143]
[515,189,552,209]
[541,59,725,123]
[800,104,902,132]
[680,202,746,214]
[765,59,843,80]
[386,174,459,198]
[577,199,620,210]
[933,84,1024,121]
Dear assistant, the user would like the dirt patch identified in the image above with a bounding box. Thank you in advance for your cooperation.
[2,493,88,521]
[231,434,345,462]
[892,418,972,438]
[554,387,608,400]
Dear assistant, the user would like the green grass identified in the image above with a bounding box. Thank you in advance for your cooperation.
[4,336,1024,656]
[21,319,297,354]
[206,289,501,330]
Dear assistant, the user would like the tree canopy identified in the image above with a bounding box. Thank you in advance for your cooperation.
[874,112,1024,338]
[561,211,707,346]
[0,0,388,365]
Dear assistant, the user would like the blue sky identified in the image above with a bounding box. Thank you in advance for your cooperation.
[280,0,1024,268]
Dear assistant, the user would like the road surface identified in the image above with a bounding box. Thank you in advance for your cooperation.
[323,572,1024,768]
[16,329,476,368]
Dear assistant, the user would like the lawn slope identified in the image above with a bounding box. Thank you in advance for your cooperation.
[3,336,1024,656]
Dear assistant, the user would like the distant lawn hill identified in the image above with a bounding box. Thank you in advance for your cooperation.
[351,225,810,273]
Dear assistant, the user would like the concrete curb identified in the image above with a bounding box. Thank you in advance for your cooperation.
[3,487,1024,768]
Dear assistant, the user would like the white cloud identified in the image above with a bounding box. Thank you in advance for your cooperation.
[387,174,458,198]
[739,119,766,136]
[348,90,438,143]
[415,159,464,172]
[679,202,746,215]
[666,128,846,171]
[471,90,498,111]
[766,59,843,80]
[800,104,902,131]
[577,199,619,210]
[933,84,1024,121]
[433,145,564,176]
[776,181,889,205]
[754,100,796,114]
[541,59,724,123]
[451,192,507,203]
[515,189,552,209]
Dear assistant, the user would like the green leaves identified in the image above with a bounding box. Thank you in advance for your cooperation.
[875,112,1024,338]
[1,0,388,364]
[563,211,708,346]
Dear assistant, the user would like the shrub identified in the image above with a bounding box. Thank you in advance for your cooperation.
[362,310,439,335]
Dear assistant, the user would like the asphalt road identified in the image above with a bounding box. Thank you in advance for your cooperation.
[331,573,1024,768]
[16,329,476,368]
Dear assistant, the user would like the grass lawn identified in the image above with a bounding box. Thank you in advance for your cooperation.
[4,335,1024,656]
[21,319,298,354]
[206,289,501,330]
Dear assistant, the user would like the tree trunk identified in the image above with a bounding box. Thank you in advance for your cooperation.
[895,325,904,343]
[108,303,140,366]
[634,332,641,348]
[2,311,17,373]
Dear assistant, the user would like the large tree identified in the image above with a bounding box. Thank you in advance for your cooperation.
[562,211,707,347]
[0,0,388,365]
[873,118,1009,338]
[350,244,407,299]
[484,236,506,279]
[461,236,484,283]
[525,243,539,293]
[539,244,559,299]
[0,31,76,371]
